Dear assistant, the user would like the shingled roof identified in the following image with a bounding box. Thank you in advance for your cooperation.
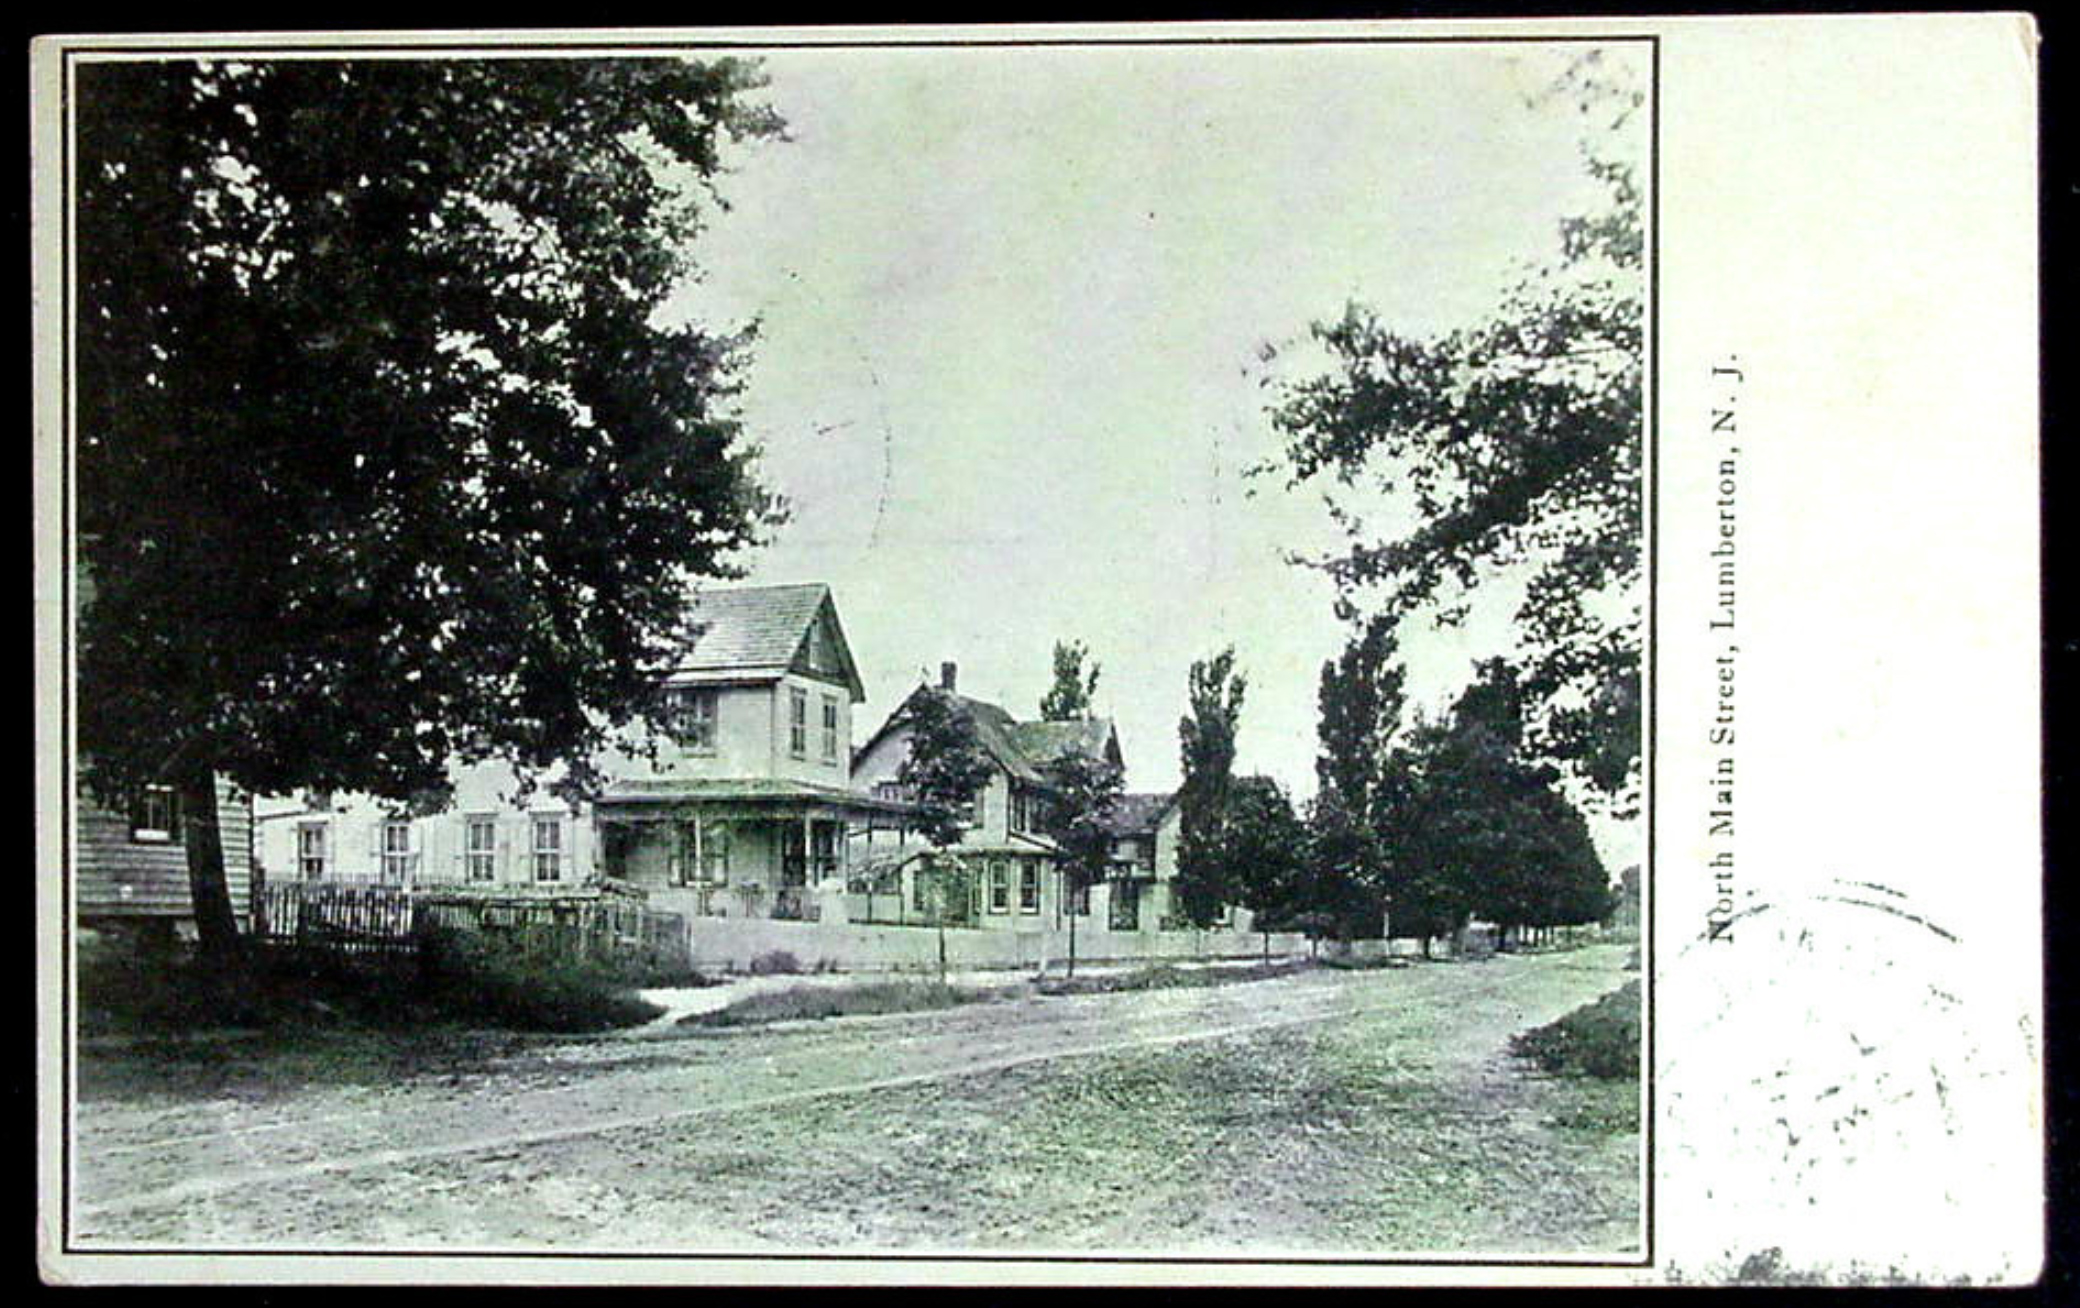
[1101,791,1177,837]
[1007,719,1121,771]
[858,686,1121,787]
[666,583,864,701]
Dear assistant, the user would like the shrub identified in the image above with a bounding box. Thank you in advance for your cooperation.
[1510,981,1640,1080]
[746,949,802,976]
[417,929,665,1033]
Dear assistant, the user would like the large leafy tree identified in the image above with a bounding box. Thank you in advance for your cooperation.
[1038,639,1102,722]
[1039,750,1124,977]
[1257,52,1645,813]
[1222,775,1307,960]
[1173,646,1247,927]
[1416,660,1610,949]
[74,57,787,964]
[893,685,994,979]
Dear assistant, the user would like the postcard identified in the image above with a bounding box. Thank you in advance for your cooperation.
[31,15,2041,1286]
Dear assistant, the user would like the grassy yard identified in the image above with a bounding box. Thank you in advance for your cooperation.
[1035,958,1313,995]
[679,979,996,1028]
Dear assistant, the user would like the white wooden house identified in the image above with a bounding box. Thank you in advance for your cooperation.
[849,663,1132,930]
[257,584,908,922]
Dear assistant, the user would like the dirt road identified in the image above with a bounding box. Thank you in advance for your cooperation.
[71,943,1639,1255]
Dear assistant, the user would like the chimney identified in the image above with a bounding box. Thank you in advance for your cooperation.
[939,661,958,692]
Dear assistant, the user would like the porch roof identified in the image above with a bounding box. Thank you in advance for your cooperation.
[595,778,916,816]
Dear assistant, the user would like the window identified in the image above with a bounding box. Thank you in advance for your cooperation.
[380,820,415,885]
[675,822,729,886]
[531,816,564,882]
[129,785,181,843]
[821,696,841,763]
[788,688,808,757]
[464,817,496,882]
[1010,788,1028,834]
[988,859,1010,913]
[298,823,328,881]
[874,780,913,803]
[664,686,717,753]
[1109,879,1141,932]
[700,823,731,884]
[1018,859,1040,914]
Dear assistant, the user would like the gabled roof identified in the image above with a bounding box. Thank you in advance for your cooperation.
[1101,791,1177,837]
[667,583,865,702]
[1008,719,1122,771]
[855,685,1121,788]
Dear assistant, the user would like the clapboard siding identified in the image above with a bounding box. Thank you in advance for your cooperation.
[76,776,254,922]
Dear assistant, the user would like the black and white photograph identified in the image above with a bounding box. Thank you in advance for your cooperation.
[32,17,2039,1287]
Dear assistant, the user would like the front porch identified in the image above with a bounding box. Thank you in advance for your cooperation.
[594,779,913,923]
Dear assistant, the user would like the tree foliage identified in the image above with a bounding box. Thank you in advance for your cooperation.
[75,57,789,957]
[1038,639,1102,721]
[1411,661,1612,941]
[1173,646,1247,927]
[1041,749,1125,975]
[1257,51,1645,813]
[1040,750,1125,898]
[894,687,995,851]
[1222,775,1308,934]
[1306,614,1406,939]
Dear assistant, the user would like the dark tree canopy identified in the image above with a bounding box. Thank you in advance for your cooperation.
[74,58,787,961]
[894,687,995,851]
[1039,639,1102,722]
[1174,646,1247,927]
[77,57,787,816]
[1222,775,1307,933]
[1258,52,1645,813]
[1413,661,1611,939]
[1040,751,1125,898]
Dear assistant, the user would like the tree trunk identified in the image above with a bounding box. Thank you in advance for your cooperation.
[177,765,244,975]
[1067,894,1077,979]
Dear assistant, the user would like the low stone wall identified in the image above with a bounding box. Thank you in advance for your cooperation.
[681,916,1313,974]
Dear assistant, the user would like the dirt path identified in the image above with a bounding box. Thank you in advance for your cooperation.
[71,944,1637,1252]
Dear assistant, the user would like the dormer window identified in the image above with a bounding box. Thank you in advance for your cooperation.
[664,686,717,753]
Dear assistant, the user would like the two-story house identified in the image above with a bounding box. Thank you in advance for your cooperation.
[258,584,909,923]
[849,663,1124,930]
[1099,791,1243,932]
[590,584,910,921]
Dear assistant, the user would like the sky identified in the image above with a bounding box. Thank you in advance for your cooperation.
[665,41,1644,863]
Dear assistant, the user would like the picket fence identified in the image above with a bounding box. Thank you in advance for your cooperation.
[250,881,690,971]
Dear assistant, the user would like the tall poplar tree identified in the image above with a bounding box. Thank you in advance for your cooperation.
[1173,646,1247,927]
